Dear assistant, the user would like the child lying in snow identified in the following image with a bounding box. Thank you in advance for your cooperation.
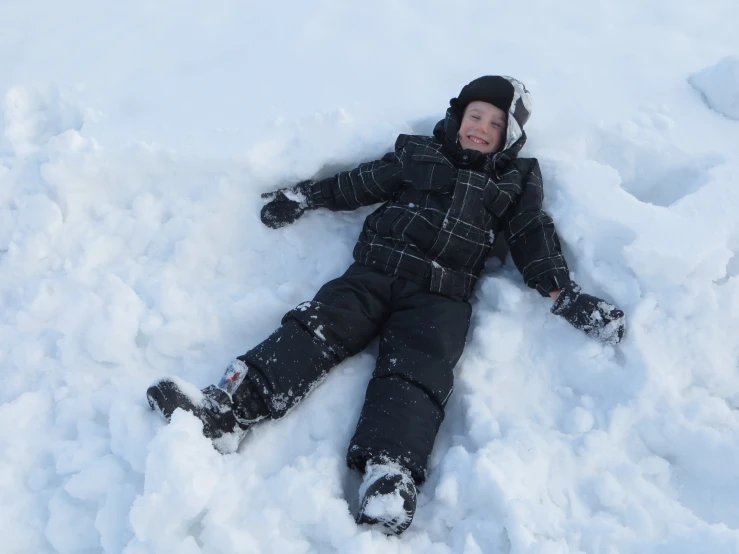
[147,76,626,535]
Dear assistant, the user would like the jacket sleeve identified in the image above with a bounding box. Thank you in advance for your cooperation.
[503,160,570,297]
[306,136,406,211]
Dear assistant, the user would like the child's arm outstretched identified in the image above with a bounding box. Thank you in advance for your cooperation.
[501,160,569,296]
[501,160,626,344]
[260,143,406,229]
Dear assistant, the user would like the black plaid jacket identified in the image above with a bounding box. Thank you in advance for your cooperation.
[307,113,569,301]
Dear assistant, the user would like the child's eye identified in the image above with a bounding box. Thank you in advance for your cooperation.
[470,115,480,120]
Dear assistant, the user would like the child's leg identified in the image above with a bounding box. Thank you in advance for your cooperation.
[148,263,394,452]
[347,283,472,484]
[233,263,394,419]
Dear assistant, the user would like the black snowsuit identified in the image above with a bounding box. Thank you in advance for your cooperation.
[240,106,570,484]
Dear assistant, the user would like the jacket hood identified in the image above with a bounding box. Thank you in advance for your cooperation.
[434,76,532,172]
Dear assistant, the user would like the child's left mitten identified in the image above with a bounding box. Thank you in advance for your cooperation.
[551,281,625,345]
[260,180,313,229]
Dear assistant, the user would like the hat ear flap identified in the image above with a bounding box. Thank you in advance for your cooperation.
[449,97,464,117]
[503,76,533,127]
[512,96,531,128]
[503,117,523,152]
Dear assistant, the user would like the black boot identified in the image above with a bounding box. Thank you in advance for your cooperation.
[147,365,269,454]
[356,461,418,535]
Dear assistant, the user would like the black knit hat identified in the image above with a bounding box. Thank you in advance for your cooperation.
[451,75,515,115]
[447,75,533,152]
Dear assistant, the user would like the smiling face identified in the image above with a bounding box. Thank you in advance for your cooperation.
[457,101,507,154]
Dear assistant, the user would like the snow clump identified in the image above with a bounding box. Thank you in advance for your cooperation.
[690,55,739,120]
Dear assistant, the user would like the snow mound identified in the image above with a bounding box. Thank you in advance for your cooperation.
[2,85,86,158]
[690,55,739,120]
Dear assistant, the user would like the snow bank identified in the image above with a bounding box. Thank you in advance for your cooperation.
[690,55,739,120]
[2,86,85,159]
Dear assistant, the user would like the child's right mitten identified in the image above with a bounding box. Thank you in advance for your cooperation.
[550,281,625,345]
[260,180,313,229]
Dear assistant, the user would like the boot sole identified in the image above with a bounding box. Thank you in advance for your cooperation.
[146,382,193,420]
[356,493,415,535]
[146,379,245,446]
[146,385,167,417]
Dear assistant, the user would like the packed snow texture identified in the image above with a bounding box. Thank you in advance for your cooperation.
[690,55,739,120]
[2,1,739,553]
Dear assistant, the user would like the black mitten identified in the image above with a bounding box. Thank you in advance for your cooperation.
[551,281,625,344]
[260,180,313,229]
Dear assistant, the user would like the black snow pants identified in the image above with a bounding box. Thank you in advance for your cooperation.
[237,263,471,484]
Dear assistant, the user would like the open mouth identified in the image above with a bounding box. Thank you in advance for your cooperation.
[467,135,489,145]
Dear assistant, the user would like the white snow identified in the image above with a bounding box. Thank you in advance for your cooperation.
[2,1,739,553]
[690,55,739,120]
